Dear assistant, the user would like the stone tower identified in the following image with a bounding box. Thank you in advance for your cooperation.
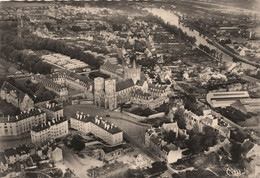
[124,59,141,84]
[94,77,105,107]
[104,79,117,110]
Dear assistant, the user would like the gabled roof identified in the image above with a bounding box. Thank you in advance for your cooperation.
[116,79,134,92]
[1,81,26,101]
[242,139,254,155]
[4,148,17,157]
[16,145,30,155]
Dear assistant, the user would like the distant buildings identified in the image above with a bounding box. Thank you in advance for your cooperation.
[0,108,46,136]
[0,81,34,111]
[206,91,250,108]
[41,53,88,70]
[70,112,123,145]
[31,117,68,144]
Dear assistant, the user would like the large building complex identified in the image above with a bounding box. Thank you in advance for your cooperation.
[70,112,123,145]
[0,81,34,111]
[31,75,68,97]
[0,108,46,136]
[206,91,250,108]
[49,70,93,92]
[31,117,68,144]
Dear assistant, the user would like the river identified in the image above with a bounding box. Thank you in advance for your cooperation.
[146,8,258,70]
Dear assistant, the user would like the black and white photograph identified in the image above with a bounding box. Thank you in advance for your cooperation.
[0,0,259,177]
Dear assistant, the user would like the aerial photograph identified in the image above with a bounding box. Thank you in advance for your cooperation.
[0,0,259,177]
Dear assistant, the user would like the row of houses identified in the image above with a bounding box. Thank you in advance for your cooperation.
[0,144,63,174]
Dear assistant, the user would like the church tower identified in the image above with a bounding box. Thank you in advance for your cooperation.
[104,79,117,110]
[124,59,141,84]
[94,77,105,107]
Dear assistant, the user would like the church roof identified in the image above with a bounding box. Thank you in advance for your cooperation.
[116,79,134,92]
[101,61,122,72]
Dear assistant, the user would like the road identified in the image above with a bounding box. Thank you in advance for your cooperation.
[64,104,176,177]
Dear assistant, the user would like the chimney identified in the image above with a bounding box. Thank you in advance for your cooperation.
[107,124,110,130]
[7,115,10,121]
[48,121,51,126]
[16,115,18,120]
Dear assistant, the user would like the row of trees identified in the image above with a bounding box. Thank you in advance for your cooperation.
[1,29,103,70]
[9,50,52,74]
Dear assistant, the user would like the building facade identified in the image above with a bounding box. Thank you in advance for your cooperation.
[70,112,123,145]
[206,91,250,108]
[0,81,34,111]
[40,101,63,119]
[0,108,46,136]
[31,75,68,97]
[31,117,68,143]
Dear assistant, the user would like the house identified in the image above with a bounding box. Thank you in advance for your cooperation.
[161,122,179,138]
[15,145,30,162]
[0,81,34,111]
[52,147,63,163]
[3,148,17,164]
[161,144,183,163]
[245,144,260,159]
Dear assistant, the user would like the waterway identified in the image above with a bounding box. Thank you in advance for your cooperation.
[146,8,257,70]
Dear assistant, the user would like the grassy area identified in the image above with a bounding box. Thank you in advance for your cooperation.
[0,99,20,116]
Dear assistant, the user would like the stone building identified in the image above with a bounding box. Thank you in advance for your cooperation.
[0,81,34,111]
[0,108,46,136]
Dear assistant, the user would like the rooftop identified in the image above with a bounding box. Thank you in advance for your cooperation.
[43,101,63,112]
[116,78,134,92]
[0,107,45,123]
[31,117,68,132]
[72,113,122,135]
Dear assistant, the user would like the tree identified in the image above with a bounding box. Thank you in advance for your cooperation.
[164,130,176,144]
[189,133,205,154]
[174,109,186,129]
[70,136,85,152]
[230,142,242,162]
